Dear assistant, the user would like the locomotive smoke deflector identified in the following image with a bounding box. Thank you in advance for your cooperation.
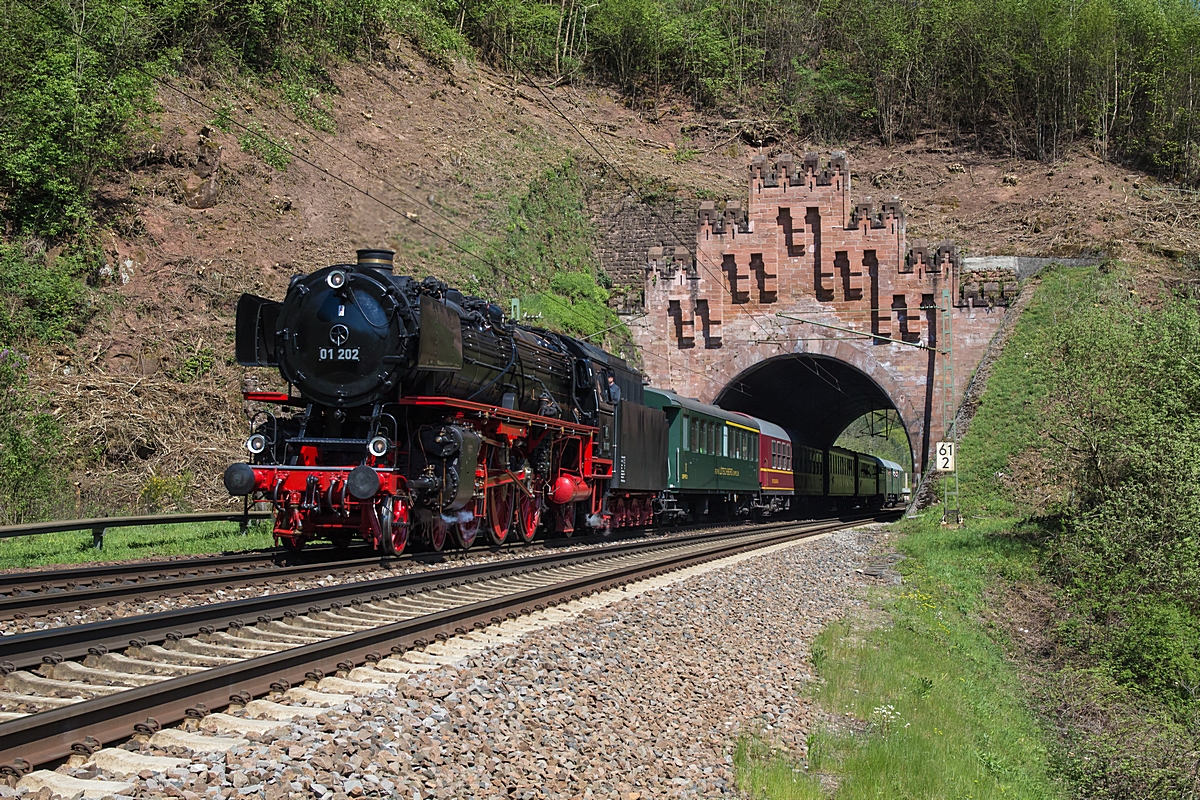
[235,294,281,367]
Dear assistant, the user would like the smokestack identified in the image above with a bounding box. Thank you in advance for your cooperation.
[356,248,395,272]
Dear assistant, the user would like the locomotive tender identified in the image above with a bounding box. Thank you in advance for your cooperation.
[224,250,905,554]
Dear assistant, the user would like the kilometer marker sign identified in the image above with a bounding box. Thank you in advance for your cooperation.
[936,441,956,471]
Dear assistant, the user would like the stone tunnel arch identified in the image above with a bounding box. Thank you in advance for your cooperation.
[711,350,925,475]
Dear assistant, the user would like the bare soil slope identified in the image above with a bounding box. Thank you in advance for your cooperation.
[43,41,1199,514]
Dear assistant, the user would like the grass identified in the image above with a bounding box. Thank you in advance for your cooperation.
[0,520,276,570]
[735,735,826,799]
[735,516,1062,799]
[799,516,1059,800]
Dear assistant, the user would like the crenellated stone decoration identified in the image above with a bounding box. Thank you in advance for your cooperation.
[643,152,989,350]
[635,151,1016,473]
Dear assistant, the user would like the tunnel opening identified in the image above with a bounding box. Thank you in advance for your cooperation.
[713,353,917,472]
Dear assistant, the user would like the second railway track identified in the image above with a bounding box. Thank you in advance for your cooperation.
[0,516,817,624]
[0,513,892,776]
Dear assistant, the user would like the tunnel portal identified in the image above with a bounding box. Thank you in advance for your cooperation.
[714,354,917,463]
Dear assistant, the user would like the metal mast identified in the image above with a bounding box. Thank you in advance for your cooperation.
[940,287,961,525]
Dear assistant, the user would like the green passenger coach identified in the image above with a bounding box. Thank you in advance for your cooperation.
[643,388,761,520]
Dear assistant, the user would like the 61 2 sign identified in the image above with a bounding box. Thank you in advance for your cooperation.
[936,441,956,471]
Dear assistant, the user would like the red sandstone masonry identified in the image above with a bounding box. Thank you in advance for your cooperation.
[633,152,1009,472]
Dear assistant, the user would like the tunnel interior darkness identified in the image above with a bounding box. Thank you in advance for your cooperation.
[713,354,916,462]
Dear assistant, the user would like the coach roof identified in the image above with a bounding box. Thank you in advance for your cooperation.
[644,388,762,430]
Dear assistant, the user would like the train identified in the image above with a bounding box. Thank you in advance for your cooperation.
[223,249,908,554]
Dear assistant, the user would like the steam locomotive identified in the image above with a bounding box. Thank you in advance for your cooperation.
[224,249,905,554]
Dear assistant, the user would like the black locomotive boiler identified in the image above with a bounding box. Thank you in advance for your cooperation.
[224,249,667,554]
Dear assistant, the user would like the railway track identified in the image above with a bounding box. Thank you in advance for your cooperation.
[0,517,814,623]
[0,513,891,784]
[0,546,381,622]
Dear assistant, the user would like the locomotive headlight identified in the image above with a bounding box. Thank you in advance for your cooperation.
[245,433,267,454]
[326,270,347,289]
[368,436,390,458]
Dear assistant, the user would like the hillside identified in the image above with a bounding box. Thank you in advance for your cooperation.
[0,0,1198,521]
[5,40,1198,518]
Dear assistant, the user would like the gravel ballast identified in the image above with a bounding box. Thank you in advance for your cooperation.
[20,524,888,799]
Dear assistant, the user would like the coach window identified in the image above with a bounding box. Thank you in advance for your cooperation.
[682,415,690,451]
[723,426,729,457]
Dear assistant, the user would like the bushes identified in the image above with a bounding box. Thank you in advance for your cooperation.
[0,242,92,343]
[459,0,1200,180]
[0,0,156,236]
[3,0,1198,241]
[452,158,631,351]
[1038,276,1200,613]
[523,272,626,343]
[0,350,67,524]
[981,265,1200,716]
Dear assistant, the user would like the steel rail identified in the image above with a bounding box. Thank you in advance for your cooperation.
[0,551,396,622]
[0,543,373,596]
[0,517,877,671]
[0,516,864,773]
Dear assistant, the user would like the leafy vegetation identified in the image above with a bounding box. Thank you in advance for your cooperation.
[0,0,464,239]
[452,159,632,353]
[920,264,1200,798]
[834,409,911,470]
[0,349,68,524]
[0,241,92,343]
[3,0,1197,243]
[237,122,293,170]
[459,0,1200,182]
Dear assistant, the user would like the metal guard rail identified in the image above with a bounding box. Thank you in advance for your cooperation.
[0,511,271,549]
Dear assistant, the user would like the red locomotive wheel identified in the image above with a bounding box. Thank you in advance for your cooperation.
[455,501,481,550]
[426,515,448,552]
[279,535,304,553]
[379,497,409,556]
[612,497,627,528]
[516,492,541,544]
[487,485,514,546]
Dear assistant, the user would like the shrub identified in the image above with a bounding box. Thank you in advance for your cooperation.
[0,242,92,343]
[0,350,68,524]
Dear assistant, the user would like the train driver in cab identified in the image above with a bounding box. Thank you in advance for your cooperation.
[607,372,621,404]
